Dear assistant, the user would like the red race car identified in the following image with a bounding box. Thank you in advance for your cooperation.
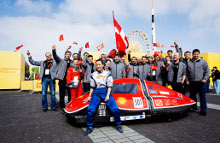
[64,78,196,124]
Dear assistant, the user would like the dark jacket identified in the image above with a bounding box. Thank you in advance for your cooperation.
[28,56,56,80]
[52,49,72,80]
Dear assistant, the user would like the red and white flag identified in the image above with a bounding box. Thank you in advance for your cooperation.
[150,65,158,70]
[153,42,160,47]
[59,34,64,41]
[113,14,129,53]
[73,41,78,45]
[161,44,165,51]
[15,45,23,51]
[161,44,165,48]
[170,45,175,47]
[85,42,89,48]
[97,43,104,51]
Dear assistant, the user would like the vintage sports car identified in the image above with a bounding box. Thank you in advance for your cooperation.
[64,78,196,124]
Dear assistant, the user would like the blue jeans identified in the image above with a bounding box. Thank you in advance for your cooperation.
[86,88,121,127]
[216,79,220,94]
[41,78,56,109]
[189,82,207,112]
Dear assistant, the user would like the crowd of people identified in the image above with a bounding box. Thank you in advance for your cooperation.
[27,40,219,135]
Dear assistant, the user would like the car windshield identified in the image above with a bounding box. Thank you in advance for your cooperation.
[112,83,137,94]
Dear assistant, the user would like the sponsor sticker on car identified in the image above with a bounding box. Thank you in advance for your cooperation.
[117,97,127,105]
[110,115,146,122]
[154,99,163,106]
[177,93,182,98]
[149,90,158,94]
[148,85,162,89]
[159,91,170,95]
[164,99,171,106]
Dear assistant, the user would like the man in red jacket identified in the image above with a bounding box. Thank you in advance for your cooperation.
[66,59,84,101]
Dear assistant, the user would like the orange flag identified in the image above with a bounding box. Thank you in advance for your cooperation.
[73,41,78,45]
[161,44,165,48]
[97,43,104,51]
[16,45,23,50]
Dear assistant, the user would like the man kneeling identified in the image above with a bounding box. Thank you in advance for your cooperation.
[84,59,123,135]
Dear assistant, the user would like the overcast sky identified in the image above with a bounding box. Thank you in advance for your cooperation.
[0,0,219,61]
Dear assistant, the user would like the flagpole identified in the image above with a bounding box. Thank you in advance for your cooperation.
[152,0,157,55]
[112,11,118,53]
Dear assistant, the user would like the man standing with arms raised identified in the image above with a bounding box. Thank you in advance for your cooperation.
[27,50,57,112]
[52,45,72,112]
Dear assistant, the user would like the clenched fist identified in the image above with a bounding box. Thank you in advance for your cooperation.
[52,45,56,50]
[79,47,83,52]
[27,50,30,56]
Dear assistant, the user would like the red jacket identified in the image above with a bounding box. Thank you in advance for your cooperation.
[66,67,84,85]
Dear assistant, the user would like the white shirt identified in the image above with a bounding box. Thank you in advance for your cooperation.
[90,70,113,89]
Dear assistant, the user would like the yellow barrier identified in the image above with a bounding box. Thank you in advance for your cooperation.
[21,81,33,90]
[0,51,25,89]
[21,80,59,92]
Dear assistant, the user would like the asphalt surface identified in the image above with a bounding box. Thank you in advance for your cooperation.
[0,90,220,143]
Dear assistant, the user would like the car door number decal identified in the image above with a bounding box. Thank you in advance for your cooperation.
[133,97,144,108]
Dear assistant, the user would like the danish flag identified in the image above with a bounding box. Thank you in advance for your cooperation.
[150,65,158,70]
[113,14,129,52]
[153,42,160,47]
[85,42,89,48]
[161,44,165,48]
[59,34,64,41]
[97,43,104,51]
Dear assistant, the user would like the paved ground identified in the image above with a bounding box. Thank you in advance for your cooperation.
[0,90,220,143]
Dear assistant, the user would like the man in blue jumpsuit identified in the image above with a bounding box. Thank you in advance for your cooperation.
[84,59,123,135]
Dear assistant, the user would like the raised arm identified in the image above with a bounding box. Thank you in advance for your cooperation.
[174,41,183,58]
[128,50,131,62]
[27,50,41,66]
[52,45,61,63]
[78,47,83,60]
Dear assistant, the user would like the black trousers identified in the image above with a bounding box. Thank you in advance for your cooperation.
[171,82,185,95]
[189,82,207,112]
[59,79,71,108]
[83,82,90,93]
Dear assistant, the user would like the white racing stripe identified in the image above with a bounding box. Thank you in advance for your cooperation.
[197,102,220,110]
[82,125,155,143]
